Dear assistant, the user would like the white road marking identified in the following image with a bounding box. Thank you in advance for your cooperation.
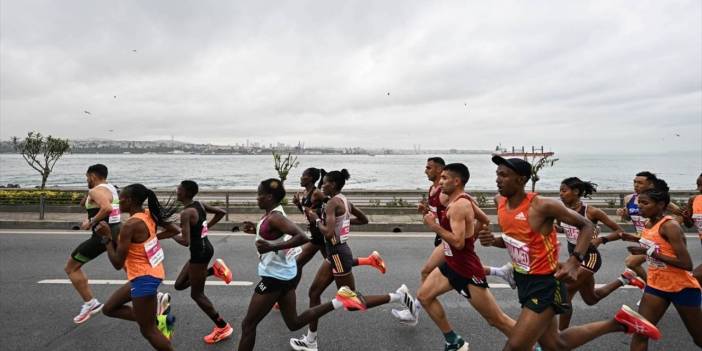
[38,279,252,286]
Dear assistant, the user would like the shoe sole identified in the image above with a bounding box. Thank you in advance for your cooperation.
[371,251,387,274]
[290,339,318,351]
[204,328,233,344]
[215,259,233,283]
[617,305,660,339]
[73,303,103,324]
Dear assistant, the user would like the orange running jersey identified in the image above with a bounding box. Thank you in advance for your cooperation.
[497,193,559,275]
[639,216,700,293]
[123,210,165,281]
[692,195,702,239]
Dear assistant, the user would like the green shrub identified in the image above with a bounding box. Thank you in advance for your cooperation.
[0,189,84,205]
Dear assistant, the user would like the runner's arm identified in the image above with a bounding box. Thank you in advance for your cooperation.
[174,210,192,246]
[682,196,695,228]
[202,202,226,228]
[156,221,180,240]
[99,221,133,270]
[88,187,113,224]
[540,197,595,257]
[654,220,694,270]
[349,202,369,225]
[618,194,632,221]
[590,207,624,245]
[309,198,339,243]
[424,202,471,249]
[265,213,309,251]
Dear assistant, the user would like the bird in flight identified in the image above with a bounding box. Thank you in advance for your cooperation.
[386,92,390,96]
[113,95,117,99]
[83,110,91,115]
[108,129,114,132]
[132,49,137,53]
[675,133,681,137]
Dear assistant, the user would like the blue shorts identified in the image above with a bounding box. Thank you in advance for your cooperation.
[644,286,701,307]
[130,275,162,298]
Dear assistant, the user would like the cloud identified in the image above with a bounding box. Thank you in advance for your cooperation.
[1,0,700,153]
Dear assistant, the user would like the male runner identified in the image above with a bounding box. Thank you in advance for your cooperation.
[479,156,660,351]
[64,164,122,324]
[417,163,516,351]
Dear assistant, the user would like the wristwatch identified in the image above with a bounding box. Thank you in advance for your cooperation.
[570,251,585,263]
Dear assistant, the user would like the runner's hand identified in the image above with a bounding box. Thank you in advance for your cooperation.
[626,246,647,255]
[305,208,319,222]
[423,212,437,226]
[590,237,603,247]
[242,221,256,234]
[555,258,579,282]
[619,232,640,242]
[616,208,626,217]
[255,240,274,254]
[293,193,301,206]
[94,222,111,237]
[80,218,91,230]
[477,224,495,246]
[417,200,428,214]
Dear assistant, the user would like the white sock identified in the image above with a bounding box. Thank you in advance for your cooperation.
[489,266,504,278]
[331,298,343,310]
[85,298,97,306]
[388,292,402,303]
[306,330,317,342]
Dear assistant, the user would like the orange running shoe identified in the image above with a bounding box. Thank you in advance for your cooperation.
[615,305,661,340]
[212,258,233,284]
[273,302,280,311]
[204,323,234,344]
[368,251,387,274]
[621,269,645,289]
[335,286,367,311]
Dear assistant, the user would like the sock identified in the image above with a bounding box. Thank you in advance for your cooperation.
[388,292,402,303]
[85,298,97,306]
[443,330,459,344]
[214,314,227,328]
[207,267,215,276]
[331,298,343,310]
[617,277,628,286]
[356,257,372,266]
[306,329,317,342]
[489,266,506,279]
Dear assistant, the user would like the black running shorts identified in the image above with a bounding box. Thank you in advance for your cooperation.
[514,271,570,314]
[70,224,121,264]
[325,242,354,276]
[255,273,301,295]
[567,243,602,273]
[439,262,489,299]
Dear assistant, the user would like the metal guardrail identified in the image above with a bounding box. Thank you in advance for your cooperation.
[0,188,696,220]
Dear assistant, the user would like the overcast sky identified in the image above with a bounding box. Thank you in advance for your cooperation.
[1,1,700,153]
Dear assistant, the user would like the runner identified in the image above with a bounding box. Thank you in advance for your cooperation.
[237,178,368,351]
[682,172,702,284]
[416,163,517,351]
[478,156,660,351]
[96,183,179,351]
[626,178,702,350]
[557,177,646,330]
[171,180,234,344]
[65,164,122,324]
[618,171,684,281]
[290,170,418,351]
[392,157,514,324]
[292,167,386,274]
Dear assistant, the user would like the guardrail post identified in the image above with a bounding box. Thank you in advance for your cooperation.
[225,193,230,221]
[39,195,46,220]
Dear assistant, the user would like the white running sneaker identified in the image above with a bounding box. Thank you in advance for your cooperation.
[157,292,171,316]
[499,262,516,289]
[290,335,318,351]
[73,300,103,324]
[391,308,418,325]
[396,284,419,326]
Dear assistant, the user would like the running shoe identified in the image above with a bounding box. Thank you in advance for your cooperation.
[445,336,469,351]
[396,284,419,325]
[212,258,233,284]
[73,300,103,324]
[391,308,423,326]
[368,251,387,274]
[273,302,280,311]
[290,335,318,351]
[157,309,176,340]
[335,286,367,311]
[157,292,171,316]
[621,269,646,289]
[614,305,661,340]
[500,262,517,289]
[204,323,233,344]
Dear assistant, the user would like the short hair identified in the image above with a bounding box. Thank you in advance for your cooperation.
[443,163,470,185]
[260,178,286,203]
[180,180,199,198]
[87,164,108,179]
[636,171,657,182]
[640,178,670,206]
[427,157,446,167]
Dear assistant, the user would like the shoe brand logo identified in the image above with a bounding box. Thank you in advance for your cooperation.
[515,212,527,221]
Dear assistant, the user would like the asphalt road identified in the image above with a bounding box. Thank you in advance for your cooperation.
[1,230,700,351]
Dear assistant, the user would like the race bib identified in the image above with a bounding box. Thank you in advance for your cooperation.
[502,234,531,274]
[442,240,453,257]
[144,237,164,267]
[692,214,702,235]
[638,238,665,268]
[108,203,121,224]
[631,215,646,235]
[286,246,302,259]
[201,220,209,238]
[562,224,580,244]
[339,219,351,243]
